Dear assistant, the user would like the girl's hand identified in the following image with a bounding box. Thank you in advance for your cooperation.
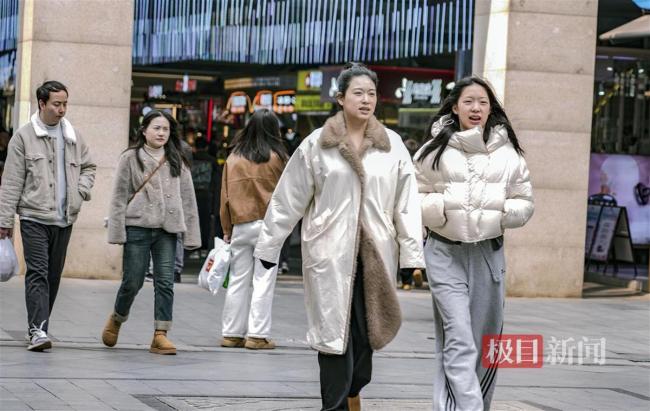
[223,234,230,244]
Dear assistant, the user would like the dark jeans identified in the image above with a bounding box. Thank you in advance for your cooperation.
[318,258,373,411]
[20,220,73,333]
[113,227,176,330]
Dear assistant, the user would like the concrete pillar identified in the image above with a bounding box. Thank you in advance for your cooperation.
[473,0,598,297]
[13,0,133,279]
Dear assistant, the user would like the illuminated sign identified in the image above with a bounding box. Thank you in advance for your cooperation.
[297,70,324,91]
[395,79,443,105]
[253,90,274,110]
[224,76,282,90]
[226,91,252,114]
[273,90,296,114]
[295,95,332,113]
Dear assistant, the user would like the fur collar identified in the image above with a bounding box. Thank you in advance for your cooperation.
[30,112,77,144]
[320,111,390,152]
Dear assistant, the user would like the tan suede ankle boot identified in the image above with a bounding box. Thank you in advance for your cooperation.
[101,314,121,347]
[149,330,176,355]
[348,395,361,411]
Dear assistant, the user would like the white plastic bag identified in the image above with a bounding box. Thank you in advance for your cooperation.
[197,237,230,296]
[0,238,19,282]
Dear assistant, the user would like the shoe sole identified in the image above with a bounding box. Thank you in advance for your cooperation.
[245,344,275,350]
[149,347,176,355]
[221,339,245,348]
[27,340,52,352]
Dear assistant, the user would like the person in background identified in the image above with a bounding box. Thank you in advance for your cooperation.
[0,128,10,184]
[277,126,303,273]
[103,110,200,355]
[414,76,534,410]
[0,81,96,351]
[399,137,425,290]
[219,109,287,350]
[191,137,218,258]
[254,63,424,411]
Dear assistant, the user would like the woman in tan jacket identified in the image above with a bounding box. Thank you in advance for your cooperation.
[219,109,287,350]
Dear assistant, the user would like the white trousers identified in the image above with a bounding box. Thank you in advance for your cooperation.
[221,220,279,338]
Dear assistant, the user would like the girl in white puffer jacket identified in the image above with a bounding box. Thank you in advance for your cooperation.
[414,77,534,411]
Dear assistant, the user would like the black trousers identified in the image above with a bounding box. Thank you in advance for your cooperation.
[20,220,72,333]
[318,259,373,411]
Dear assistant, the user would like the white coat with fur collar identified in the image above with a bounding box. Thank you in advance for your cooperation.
[414,121,534,243]
[254,112,424,355]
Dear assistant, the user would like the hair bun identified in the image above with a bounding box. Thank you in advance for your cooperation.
[342,62,365,70]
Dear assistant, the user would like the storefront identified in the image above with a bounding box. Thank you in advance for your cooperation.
[586,0,650,279]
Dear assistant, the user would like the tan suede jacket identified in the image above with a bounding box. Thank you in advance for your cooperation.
[220,152,285,237]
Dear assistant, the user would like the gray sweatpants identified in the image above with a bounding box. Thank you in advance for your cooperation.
[424,235,505,411]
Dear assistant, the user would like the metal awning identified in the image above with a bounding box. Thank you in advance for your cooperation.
[599,15,650,41]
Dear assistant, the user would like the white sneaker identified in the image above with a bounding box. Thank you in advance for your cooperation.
[280,262,290,274]
[27,321,52,352]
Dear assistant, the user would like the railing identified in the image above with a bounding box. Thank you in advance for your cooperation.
[133,0,474,65]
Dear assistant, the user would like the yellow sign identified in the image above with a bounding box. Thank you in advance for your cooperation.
[297,70,324,91]
[295,95,332,113]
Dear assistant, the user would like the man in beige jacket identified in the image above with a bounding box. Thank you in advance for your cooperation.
[0,81,96,351]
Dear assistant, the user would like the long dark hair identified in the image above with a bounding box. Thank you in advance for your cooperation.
[129,110,189,177]
[416,76,524,170]
[230,109,288,164]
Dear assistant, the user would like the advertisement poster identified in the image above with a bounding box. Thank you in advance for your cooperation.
[588,154,650,245]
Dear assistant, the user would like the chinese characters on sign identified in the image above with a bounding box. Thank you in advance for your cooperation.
[482,335,607,368]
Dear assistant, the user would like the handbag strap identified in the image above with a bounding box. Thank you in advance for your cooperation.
[128,156,166,205]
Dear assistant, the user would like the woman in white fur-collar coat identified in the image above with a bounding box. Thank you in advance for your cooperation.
[255,63,425,410]
[414,77,534,411]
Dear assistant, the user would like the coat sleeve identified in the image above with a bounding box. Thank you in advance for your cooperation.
[393,147,425,269]
[0,134,26,228]
[253,145,314,264]
[107,154,132,244]
[180,164,201,249]
[219,161,232,238]
[75,131,96,200]
[502,156,534,229]
[413,148,446,229]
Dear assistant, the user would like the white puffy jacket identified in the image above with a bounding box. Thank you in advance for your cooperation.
[414,121,534,243]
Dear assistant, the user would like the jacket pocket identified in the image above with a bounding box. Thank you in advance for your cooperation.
[22,153,50,210]
[69,191,83,216]
[68,160,81,191]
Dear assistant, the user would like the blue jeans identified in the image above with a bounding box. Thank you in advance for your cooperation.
[113,227,176,330]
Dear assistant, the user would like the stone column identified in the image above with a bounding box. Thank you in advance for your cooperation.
[13,0,133,279]
[473,0,598,297]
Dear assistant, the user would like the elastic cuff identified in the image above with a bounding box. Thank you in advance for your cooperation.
[154,320,172,331]
[222,333,245,338]
[113,312,128,323]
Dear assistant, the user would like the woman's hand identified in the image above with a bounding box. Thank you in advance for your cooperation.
[223,234,230,244]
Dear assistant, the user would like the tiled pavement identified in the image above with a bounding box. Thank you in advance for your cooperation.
[1,277,649,410]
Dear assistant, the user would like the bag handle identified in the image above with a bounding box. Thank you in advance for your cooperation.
[128,156,166,205]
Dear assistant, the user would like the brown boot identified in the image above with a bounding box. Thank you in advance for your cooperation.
[413,269,424,288]
[244,337,276,350]
[149,330,176,355]
[220,336,245,348]
[101,314,121,347]
[348,395,361,411]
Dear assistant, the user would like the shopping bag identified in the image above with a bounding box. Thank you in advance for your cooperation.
[197,237,230,296]
[0,238,19,282]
